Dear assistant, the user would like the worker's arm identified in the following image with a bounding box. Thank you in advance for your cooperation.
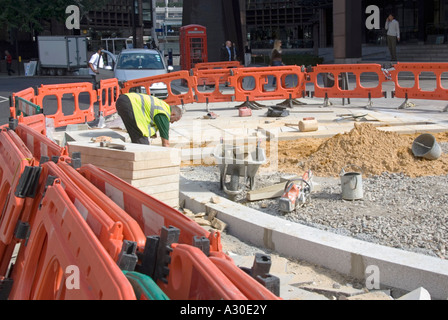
[89,63,98,74]
[154,114,170,147]
[89,54,99,73]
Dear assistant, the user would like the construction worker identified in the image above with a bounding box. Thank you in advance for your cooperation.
[115,93,183,147]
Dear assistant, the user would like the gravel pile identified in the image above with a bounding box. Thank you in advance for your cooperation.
[180,166,448,260]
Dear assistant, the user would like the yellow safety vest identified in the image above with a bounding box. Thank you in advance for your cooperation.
[125,93,171,137]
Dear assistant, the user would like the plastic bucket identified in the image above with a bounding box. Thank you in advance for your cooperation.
[340,165,363,201]
[412,134,442,160]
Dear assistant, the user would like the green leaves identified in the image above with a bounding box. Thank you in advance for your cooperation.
[0,0,112,33]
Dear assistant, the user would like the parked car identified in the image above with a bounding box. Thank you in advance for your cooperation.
[101,48,173,99]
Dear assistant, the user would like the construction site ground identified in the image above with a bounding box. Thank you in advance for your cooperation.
[29,75,446,301]
[80,77,448,301]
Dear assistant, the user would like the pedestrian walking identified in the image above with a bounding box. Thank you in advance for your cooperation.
[270,40,284,86]
[5,50,15,76]
[270,40,284,67]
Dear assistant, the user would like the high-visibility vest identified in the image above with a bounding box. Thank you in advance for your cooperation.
[126,93,171,137]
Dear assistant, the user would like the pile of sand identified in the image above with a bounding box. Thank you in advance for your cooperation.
[279,123,448,177]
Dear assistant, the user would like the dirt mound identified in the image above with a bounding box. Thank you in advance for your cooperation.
[281,123,448,177]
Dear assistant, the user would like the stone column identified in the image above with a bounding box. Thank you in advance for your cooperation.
[333,0,362,63]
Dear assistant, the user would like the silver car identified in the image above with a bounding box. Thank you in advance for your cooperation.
[103,49,173,99]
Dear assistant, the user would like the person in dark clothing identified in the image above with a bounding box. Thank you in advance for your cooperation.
[270,40,284,67]
[5,51,15,76]
[220,41,236,62]
[270,40,284,86]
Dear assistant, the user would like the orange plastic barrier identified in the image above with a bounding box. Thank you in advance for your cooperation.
[193,61,242,71]
[78,164,222,252]
[14,123,67,165]
[390,62,448,100]
[0,130,35,246]
[193,68,235,103]
[17,114,46,136]
[40,161,124,261]
[10,87,37,119]
[160,243,247,300]
[308,64,387,99]
[120,71,196,106]
[0,130,38,276]
[56,160,146,251]
[209,252,281,300]
[9,180,136,300]
[34,82,97,128]
[192,61,242,86]
[229,66,306,102]
[98,78,120,117]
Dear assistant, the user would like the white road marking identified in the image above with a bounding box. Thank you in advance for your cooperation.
[0,96,8,104]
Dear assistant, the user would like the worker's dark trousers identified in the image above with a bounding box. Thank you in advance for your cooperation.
[115,95,150,145]
[387,35,398,61]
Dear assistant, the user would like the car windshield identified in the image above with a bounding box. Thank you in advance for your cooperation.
[116,52,164,70]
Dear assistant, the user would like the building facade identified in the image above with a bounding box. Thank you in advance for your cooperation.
[245,0,333,49]
[245,0,448,50]
[155,0,183,54]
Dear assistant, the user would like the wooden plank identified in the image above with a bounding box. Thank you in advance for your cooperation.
[247,182,286,202]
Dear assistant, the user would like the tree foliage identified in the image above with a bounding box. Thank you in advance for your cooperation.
[0,0,111,32]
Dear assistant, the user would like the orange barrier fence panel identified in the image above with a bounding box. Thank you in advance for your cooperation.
[193,61,242,71]
[0,130,35,246]
[390,62,448,100]
[193,69,235,103]
[229,66,306,102]
[9,181,136,300]
[98,78,120,117]
[56,160,146,251]
[192,61,242,86]
[308,64,387,99]
[209,252,282,300]
[160,243,247,300]
[35,82,97,128]
[120,70,196,106]
[17,114,46,136]
[0,130,39,277]
[15,123,67,165]
[78,164,222,252]
[11,88,37,119]
[41,161,124,261]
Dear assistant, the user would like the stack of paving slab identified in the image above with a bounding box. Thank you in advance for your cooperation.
[65,129,181,208]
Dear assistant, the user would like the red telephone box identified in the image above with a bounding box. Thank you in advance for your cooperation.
[180,25,208,70]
